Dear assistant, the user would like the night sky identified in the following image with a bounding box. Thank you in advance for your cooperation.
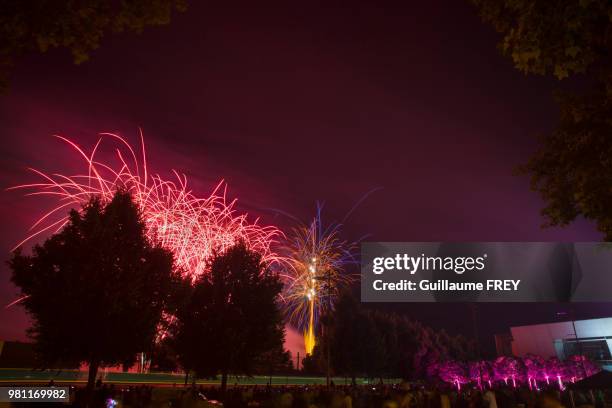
[0,0,610,357]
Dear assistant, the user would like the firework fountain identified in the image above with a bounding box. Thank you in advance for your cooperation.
[9,132,282,282]
[280,205,356,355]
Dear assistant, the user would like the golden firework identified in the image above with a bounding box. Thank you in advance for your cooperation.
[281,208,355,355]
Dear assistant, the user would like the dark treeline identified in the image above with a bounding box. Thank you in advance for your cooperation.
[303,292,477,382]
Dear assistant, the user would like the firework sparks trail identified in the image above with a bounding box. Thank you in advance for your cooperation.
[279,204,357,354]
[9,131,283,282]
[4,295,30,309]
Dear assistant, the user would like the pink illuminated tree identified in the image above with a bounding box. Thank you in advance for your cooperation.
[523,354,545,389]
[494,356,525,387]
[469,360,494,389]
[437,360,468,390]
[566,355,601,380]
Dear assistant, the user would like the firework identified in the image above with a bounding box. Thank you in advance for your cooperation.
[10,132,282,281]
[280,205,356,354]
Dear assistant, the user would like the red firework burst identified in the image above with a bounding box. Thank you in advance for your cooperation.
[9,131,282,281]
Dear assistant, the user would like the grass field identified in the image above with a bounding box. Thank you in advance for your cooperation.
[0,368,393,386]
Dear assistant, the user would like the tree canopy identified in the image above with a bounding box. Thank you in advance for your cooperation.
[472,0,612,80]
[9,190,176,388]
[0,0,186,91]
[472,0,612,240]
[173,241,285,395]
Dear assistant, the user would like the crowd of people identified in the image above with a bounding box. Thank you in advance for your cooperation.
[211,383,608,408]
[60,380,611,408]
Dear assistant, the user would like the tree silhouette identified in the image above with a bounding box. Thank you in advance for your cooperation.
[174,241,284,396]
[318,292,477,381]
[472,0,612,240]
[329,292,385,383]
[0,0,186,91]
[9,190,175,390]
[149,337,179,372]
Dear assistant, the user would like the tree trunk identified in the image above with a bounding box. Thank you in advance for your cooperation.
[221,371,228,397]
[85,359,100,408]
[87,359,100,390]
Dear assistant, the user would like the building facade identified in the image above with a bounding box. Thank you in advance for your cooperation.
[503,317,612,370]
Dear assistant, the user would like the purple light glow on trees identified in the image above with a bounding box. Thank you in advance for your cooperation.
[469,360,493,390]
[523,354,546,390]
[437,360,468,391]
[493,356,522,387]
[429,355,600,391]
[545,357,564,388]
[568,355,600,378]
